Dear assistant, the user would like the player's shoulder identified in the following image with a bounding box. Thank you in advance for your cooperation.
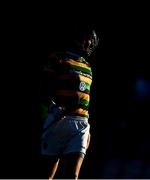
[65,51,91,67]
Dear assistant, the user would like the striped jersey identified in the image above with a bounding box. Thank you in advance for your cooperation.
[48,51,92,118]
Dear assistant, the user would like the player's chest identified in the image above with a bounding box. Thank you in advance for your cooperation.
[58,59,92,78]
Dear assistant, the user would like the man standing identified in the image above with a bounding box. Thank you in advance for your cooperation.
[40,29,99,179]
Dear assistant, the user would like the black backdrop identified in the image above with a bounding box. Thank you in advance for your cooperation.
[0,4,150,178]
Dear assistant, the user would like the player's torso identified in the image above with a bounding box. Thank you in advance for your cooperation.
[54,52,92,117]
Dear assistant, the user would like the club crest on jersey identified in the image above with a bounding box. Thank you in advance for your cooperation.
[79,81,86,91]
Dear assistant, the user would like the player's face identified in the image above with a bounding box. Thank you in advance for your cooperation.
[82,30,99,56]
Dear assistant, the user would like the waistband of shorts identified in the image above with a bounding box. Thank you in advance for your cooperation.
[64,115,88,121]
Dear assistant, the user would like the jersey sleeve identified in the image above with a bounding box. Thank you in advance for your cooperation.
[40,52,64,104]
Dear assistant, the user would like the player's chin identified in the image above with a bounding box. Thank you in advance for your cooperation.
[87,51,92,56]
[87,48,94,56]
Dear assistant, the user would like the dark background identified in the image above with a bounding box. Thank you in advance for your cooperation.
[0,3,150,178]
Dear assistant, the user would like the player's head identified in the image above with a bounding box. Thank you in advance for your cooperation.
[74,29,99,57]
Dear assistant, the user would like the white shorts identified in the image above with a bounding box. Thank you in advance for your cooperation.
[41,114,90,156]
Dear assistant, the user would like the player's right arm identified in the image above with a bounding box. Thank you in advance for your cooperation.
[40,52,62,120]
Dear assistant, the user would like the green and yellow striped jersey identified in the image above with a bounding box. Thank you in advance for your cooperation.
[47,51,92,118]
